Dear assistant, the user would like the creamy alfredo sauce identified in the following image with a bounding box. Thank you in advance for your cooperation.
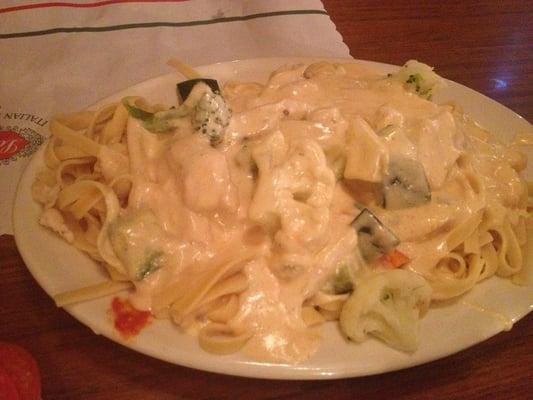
[118,62,526,362]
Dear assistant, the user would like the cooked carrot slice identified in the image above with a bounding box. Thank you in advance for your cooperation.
[379,249,410,268]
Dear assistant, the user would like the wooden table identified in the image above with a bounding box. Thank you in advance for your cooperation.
[1,1,532,398]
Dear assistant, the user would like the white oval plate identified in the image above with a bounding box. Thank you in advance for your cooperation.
[13,58,533,379]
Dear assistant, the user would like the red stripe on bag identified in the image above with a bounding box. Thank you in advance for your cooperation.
[0,0,188,14]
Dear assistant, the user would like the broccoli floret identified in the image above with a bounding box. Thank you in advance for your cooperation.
[192,90,232,146]
[406,73,422,91]
[123,82,232,146]
[390,60,445,100]
[404,73,435,98]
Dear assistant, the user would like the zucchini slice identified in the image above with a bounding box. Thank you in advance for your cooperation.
[383,156,431,210]
[351,209,399,262]
[177,78,220,101]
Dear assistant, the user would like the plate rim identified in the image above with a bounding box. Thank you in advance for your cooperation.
[12,56,533,380]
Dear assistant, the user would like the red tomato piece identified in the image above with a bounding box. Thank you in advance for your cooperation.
[0,368,20,400]
[111,297,151,338]
[0,343,41,400]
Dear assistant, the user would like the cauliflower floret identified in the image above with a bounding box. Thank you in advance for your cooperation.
[340,269,432,352]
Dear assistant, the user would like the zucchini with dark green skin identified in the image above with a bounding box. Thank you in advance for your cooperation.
[351,208,399,262]
[177,78,220,100]
[323,264,354,294]
[108,210,166,281]
[136,250,164,280]
[122,99,177,133]
[383,156,431,210]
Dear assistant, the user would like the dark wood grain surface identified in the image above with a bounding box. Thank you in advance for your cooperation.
[1,1,532,399]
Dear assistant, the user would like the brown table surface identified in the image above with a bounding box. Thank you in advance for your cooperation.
[1,1,532,399]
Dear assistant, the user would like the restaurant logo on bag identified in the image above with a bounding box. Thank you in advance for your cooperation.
[0,126,44,165]
[0,107,46,165]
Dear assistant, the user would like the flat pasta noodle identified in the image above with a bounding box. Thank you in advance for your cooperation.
[479,241,499,280]
[68,217,104,261]
[109,174,134,204]
[49,119,101,157]
[44,136,62,169]
[59,183,103,220]
[463,230,481,254]
[318,298,347,313]
[55,111,95,130]
[527,181,533,198]
[151,250,254,317]
[99,103,129,144]
[54,281,132,307]
[446,210,483,252]
[55,158,97,187]
[53,143,92,161]
[194,272,248,311]
[167,58,201,79]
[301,306,325,326]
[198,323,253,355]
[428,253,485,299]
[206,295,241,324]
[494,220,524,277]
[168,254,254,322]
[308,292,349,321]
[512,224,532,285]
[86,104,118,141]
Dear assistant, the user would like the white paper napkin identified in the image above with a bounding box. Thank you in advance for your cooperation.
[0,0,349,235]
